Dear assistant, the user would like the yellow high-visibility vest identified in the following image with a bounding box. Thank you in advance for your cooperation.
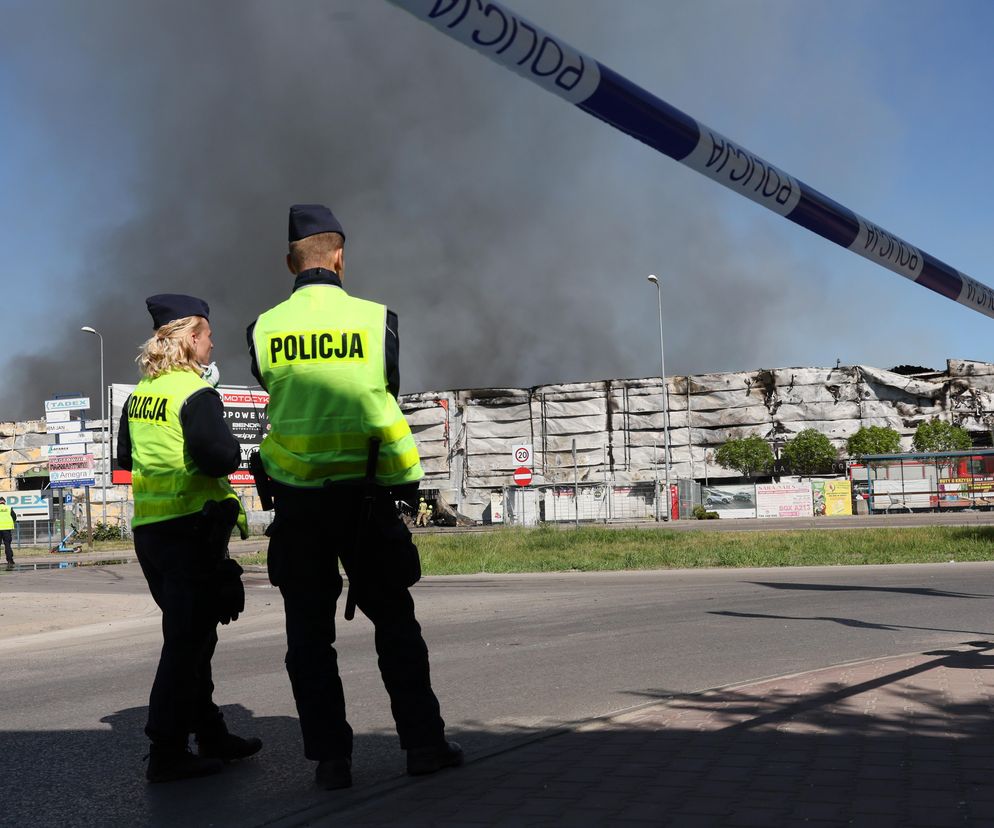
[0,505,13,530]
[128,369,247,532]
[252,284,423,488]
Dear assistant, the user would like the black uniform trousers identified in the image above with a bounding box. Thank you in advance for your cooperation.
[0,529,13,565]
[267,483,444,761]
[134,515,225,747]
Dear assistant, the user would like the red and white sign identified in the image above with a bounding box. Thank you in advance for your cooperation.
[49,453,94,471]
[513,466,533,486]
[512,444,533,466]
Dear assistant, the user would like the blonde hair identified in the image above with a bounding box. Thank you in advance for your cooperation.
[136,316,204,378]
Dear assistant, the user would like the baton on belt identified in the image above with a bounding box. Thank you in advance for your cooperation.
[249,450,274,511]
[344,436,381,622]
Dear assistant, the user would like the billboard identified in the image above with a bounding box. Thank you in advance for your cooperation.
[110,384,269,486]
[0,492,50,518]
[756,482,814,519]
[701,485,756,519]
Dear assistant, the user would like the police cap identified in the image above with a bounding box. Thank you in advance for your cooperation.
[145,294,210,329]
[289,204,345,243]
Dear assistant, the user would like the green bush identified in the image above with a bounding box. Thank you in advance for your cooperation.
[693,506,720,520]
[90,521,126,541]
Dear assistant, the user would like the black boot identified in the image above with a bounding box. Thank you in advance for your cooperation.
[315,757,352,790]
[197,731,263,762]
[146,744,223,783]
[406,740,464,776]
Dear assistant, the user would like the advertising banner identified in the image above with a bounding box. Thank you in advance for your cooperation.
[937,476,994,508]
[701,484,756,519]
[220,388,270,484]
[56,431,92,445]
[824,480,853,516]
[45,397,89,412]
[0,491,50,518]
[110,384,269,486]
[756,482,814,518]
[46,420,82,434]
[50,469,96,487]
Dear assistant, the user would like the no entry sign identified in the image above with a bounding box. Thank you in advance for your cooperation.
[514,466,533,486]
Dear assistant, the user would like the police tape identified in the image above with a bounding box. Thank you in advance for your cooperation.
[387,0,994,320]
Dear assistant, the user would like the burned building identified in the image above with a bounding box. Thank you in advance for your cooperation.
[3,359,994,525]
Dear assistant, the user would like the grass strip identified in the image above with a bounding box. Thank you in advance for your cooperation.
[234,525,994,574]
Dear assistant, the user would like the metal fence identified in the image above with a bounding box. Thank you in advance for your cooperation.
[10,507,132,549]
[499,479,702,525]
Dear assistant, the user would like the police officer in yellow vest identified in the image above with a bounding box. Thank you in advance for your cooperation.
[117,294,261,783]
[247,204,461,791]
[0,496,16,568]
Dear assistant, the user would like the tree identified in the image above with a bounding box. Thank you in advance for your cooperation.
[912,419,972,452]
[714,435,774,477]
[846,425,902,458]
[781,429,837,477]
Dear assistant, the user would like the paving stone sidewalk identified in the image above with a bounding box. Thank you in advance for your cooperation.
[333,642,994,827]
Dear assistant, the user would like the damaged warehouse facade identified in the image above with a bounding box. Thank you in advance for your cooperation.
[2,358,994,526]
[406,358,994,522]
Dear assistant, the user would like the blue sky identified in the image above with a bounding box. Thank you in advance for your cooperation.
[1,0,992,420]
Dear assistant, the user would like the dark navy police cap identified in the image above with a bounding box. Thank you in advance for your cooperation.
[146,294,210,329]
[289,204,345,243]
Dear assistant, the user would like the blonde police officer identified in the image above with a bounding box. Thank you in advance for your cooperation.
[118,294,260,783]
[247,204,461,791]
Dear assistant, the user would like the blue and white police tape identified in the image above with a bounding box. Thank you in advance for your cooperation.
[387,0,994,321]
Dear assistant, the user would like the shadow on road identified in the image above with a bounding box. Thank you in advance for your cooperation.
[710,608,994,637]
[336,643,994,826]
[746,580,994,599]
[13,645,994,826]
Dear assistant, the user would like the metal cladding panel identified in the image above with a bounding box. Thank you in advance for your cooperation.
[859,400,942,420]
[467,419,535,439]
[774,402,862,422]
[543,415,606,436]
[622,386,687,412]
[405,407,448,427]
[857,366,945,399]
[410,422,447,441]
[652,406,771,430]
[541,398,607,418]
[416,439,449,458]
[420,456,450,475]
[543,434,607,453]
[467,437,534,457]
[464,400,532,422]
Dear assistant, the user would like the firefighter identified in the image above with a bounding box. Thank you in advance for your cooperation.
[415,497,429,527]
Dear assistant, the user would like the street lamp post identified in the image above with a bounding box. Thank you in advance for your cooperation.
[647,275,672,520]
[80,326,107,524]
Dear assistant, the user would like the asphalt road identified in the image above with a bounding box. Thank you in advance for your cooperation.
[4,560,994,826]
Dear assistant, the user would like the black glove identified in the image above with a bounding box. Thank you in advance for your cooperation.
[214,557,245,624]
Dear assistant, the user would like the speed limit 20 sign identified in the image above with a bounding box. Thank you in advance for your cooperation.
[511,444,533,467]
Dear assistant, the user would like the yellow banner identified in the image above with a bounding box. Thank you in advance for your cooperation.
[823,479,852,516]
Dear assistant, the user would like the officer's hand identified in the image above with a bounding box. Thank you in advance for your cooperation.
[214,558,245,624]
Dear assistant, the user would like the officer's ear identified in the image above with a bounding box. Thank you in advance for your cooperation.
[286,253,296,276]
[334,247,345,280]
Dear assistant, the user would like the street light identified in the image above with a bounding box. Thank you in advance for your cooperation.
[646,275,672,520]
[80,326,107,524]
